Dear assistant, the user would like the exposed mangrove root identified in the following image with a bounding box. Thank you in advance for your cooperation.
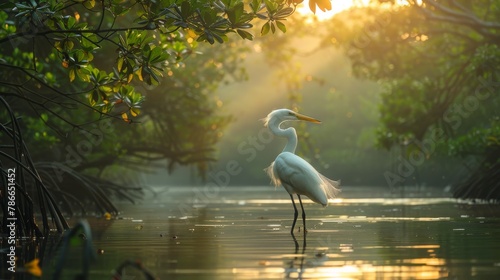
[453,161,500,201]
[52,220,95,280]
[35,162,142,216]
[1,97,69,238]
[1,96,146,242]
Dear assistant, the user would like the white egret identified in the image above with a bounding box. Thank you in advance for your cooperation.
[264,109,340,234]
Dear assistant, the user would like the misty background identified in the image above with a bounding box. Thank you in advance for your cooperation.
[144,38,463,188]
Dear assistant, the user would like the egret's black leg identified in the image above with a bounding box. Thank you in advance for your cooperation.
[289,194,299,234]
[297,195,307,233]
[302,230,307,250]
[291,231,299,252]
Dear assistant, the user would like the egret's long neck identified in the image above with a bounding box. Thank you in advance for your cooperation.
[269,119,297,153]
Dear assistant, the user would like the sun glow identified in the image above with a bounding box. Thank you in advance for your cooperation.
[297,0,413,21]
[297,0,371,21]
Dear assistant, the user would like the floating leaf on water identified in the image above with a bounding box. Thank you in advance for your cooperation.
[24,258,42,277]
[104,212,112,220]
[258,260,270,266]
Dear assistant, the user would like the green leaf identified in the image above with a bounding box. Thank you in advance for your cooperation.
[276,20,286,33]
[69,69,75,82]
[81,34,98,50]
[130,107,140,117]
[264,0,278,13]
[256,13,268,20]
[250,0,263,14]
[203,32,215,44]
[76,68,90,82]
[117,57,124,72]
[64,40,74,50]
[211,31,226,44]
[148,46,167,64]
[274,7,294,18]
[40,113,48,122]
[181,0,192,19]
[228,2,244,24]
[100,85,112,93]
[237,29,254,40]
[83,0,95,9]
[261,21,270,36]
[89,90,98,106]
[67,16,76,29]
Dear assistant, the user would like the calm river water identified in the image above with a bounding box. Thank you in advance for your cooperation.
[42,186,500,279]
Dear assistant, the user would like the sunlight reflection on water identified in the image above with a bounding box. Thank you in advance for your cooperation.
[43,186,500,279]
[224,197,470,206]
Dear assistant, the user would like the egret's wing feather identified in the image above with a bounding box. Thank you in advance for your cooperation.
[265,161,281,187]
[318,173,341,199]
[271,152,341,205]
[265,152,340,205]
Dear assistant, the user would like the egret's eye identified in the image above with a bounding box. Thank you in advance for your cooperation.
[288,112,294,116]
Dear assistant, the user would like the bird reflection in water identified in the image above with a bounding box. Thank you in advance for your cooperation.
[285,232,332,279]
[285,232,307,279]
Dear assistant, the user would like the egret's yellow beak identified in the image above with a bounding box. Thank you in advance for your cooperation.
[295,112,321,124]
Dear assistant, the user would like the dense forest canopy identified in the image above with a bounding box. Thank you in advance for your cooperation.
[320,0,499,198]
[0,0,317,179]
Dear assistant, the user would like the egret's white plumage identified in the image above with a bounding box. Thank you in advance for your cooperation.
[264,109,340,234]
[266,152,340,206]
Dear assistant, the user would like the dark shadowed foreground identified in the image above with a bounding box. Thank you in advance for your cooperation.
[43,186,500,279]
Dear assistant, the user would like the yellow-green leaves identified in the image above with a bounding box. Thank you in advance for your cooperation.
[115,31,169,87]
[260,2,294,35]
[9,0,322,125]
[142,45,169,85]
[261,21,271,35]
[83,0,95,9]
[226,1,254,41]
[276,20,286,33]
[84,65,147,120]
[113,85,144,123]
[163,0,301,43]
[66,50,90,82]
